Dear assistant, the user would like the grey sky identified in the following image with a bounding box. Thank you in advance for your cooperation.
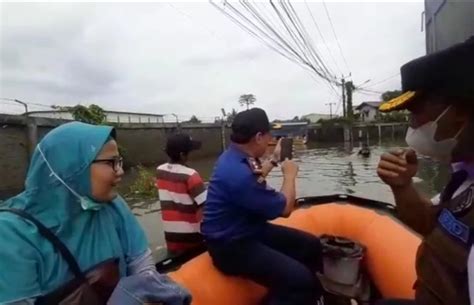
[0,1,425,121]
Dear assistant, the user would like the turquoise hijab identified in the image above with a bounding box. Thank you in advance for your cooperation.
[0,122,148,303]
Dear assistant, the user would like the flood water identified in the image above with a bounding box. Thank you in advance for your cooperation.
[128,139,450,260]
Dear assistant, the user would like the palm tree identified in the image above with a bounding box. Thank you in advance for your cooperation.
[238,94,256,110]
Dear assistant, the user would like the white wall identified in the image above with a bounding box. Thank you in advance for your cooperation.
[29,112,164,124]
[359,106,379,122]
[28,112,74,120]
[106,113,164,123]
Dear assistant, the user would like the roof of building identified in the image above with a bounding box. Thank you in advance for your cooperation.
[302,113,332,117]
[272,121,309,127]
[354,101,382,110]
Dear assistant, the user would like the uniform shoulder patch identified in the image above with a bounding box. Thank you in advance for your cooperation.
[449,183,474,215]
[246,157,266,184]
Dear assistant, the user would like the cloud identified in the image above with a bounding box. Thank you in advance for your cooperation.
[0,2,425,119]
[183,47,265,66]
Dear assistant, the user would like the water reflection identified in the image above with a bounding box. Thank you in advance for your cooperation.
[265,140,449,203]
[128,140,450,259]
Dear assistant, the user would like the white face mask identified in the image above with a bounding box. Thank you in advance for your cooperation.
[405,105,464,161]
[37,145,104,211]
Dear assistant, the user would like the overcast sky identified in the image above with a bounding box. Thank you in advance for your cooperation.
[0,1,425,121]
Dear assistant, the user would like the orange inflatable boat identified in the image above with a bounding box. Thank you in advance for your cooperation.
[157,195,421,305]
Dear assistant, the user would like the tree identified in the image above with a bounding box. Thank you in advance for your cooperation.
[292,116,299,121]
[238,94,256,110]
[381,90,403,102]
[53,104,106,125]
[187,115,201,124]
[52,104,128,162]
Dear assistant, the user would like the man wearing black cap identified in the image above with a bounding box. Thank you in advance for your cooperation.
[376,37,474,305]
[156,133,207,255]
[202,108,324,305]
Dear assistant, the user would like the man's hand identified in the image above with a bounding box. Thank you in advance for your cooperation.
[281,159,299,179]
[378,149,434,235]
[377,148,418,188]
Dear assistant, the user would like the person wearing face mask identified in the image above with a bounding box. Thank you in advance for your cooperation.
[0,122,190,305]
[202,108,324,305]
[375,36,474,305]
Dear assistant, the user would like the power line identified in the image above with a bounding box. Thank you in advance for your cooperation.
[210,0,347,114]
[210,1,303,68]
[360,88,384,94]
[0,100,22,106]
[285,1,336,79]
[168,3,227,44]
[0,98,55,111]
[321,0,351,74]
[334,93,343,116]
[211,1,339,85]
[303,0,343,76]
[362,72,400,89]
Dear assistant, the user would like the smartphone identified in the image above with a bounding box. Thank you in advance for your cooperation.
[280,138,293,162]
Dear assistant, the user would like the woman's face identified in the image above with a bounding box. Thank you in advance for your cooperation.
[90,140,124,202]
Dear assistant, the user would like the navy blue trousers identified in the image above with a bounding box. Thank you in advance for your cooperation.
[207,223,323,305]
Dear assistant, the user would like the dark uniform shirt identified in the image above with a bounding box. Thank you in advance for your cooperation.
[201,145,286,241]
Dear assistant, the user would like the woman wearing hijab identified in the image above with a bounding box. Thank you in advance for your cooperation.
[0,122,189,305]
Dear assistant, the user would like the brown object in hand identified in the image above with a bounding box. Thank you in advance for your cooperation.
[279,138,293,162]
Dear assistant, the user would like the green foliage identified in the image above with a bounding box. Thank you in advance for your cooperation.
[379,111,409,123]
[55,104,130,162]
[128,165,157,198]
[381,90,403,102]
[54,104,106,125]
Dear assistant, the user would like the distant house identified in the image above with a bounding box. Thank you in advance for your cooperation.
[354,101,382,122]
[301,113,333,123]
[27,110,165,124]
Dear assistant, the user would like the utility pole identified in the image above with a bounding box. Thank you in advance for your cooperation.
[341,78,346,118]
[1,98,36,157]
[171,113,180,131]
[325,102,336,119]
[345,81,355,119]
[220,108,227,152]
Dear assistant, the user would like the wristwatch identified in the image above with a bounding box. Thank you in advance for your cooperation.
[270,159,279,167]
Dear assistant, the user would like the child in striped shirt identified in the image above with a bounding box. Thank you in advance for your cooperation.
[156,133,207,255]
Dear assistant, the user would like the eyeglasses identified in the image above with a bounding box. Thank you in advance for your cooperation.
[92,156,123,172]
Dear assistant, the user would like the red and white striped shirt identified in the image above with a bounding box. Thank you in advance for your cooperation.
[156,163,206,254]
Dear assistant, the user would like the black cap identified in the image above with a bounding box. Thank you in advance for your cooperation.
[231,108,271,143]
[165,133,201,156]
[380,36,474,112]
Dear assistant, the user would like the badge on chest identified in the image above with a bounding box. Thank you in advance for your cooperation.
[436,184,474,245]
